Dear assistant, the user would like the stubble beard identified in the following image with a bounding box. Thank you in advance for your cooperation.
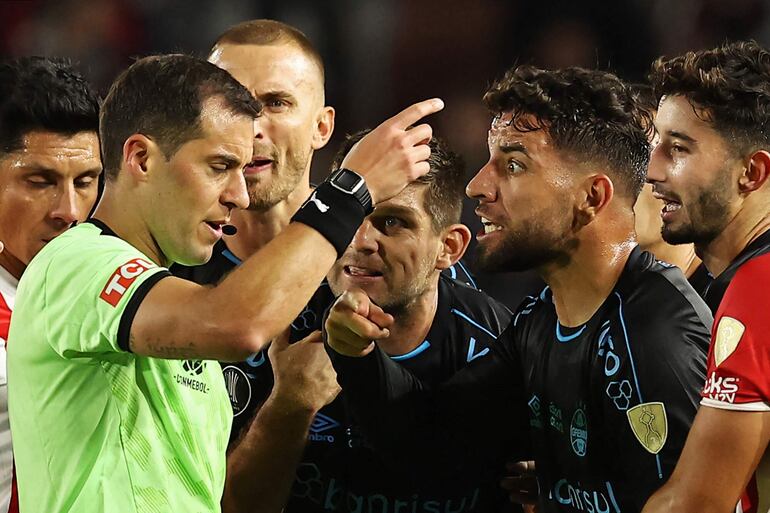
[246,149,311,211]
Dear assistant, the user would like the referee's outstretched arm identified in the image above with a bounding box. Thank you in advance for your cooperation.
[126,99,444,362]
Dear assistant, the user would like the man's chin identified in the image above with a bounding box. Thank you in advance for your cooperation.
[476,245,517,273]
[172,245,215,267]
[661,223,700,246]
[475,244,546,273]
[247,187,289,211]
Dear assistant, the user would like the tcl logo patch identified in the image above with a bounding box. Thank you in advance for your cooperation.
[100,258,155,307]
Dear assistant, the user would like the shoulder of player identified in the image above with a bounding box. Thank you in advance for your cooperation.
[24,224,164,305]
[22,224,124,281]
[616,257,712,333]
[507,286,550,331]
[439,274,512,336]
[721,251,770,304]
[607,271,711,364]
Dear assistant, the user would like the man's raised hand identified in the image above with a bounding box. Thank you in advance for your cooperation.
[269,330,341,414]
[324,289,394,357]
[341,98,444,204]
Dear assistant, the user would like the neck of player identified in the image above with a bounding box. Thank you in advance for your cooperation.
[0,249,25,281]
[92,188,169,267]
[696,203,770,278]
[378,285,439,358]
[224,179,314,260]
[539,227,637,328]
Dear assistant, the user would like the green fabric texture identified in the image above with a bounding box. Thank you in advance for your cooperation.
[8,223,231,512]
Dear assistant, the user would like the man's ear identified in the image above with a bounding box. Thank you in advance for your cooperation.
[435,223,472,270]
[575,173,614,227]
[738,150,770,194]
[122,134,159,183]
[312,106,335,150]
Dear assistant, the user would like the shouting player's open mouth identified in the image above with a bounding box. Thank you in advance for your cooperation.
[476,215,504,241]
[204,220,226,239]
[244,156,273,175]
[343,264,384,283]
[653,191,683,223]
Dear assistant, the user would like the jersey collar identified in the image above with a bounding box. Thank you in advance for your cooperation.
[703,227,770,313]
[85,218,119,237]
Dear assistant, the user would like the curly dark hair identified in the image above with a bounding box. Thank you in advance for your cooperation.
[484,65,652,200]
[331,129,466,232]
[649,40,770,154]
[100,54,261,180]
[0,56,100,154]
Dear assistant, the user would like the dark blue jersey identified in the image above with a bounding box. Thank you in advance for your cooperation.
[328,247,713,513]
[286,276,513,513]
[173,240,517,513]
[172,240,479,443]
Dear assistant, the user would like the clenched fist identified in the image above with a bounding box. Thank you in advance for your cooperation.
[324,289,394,357]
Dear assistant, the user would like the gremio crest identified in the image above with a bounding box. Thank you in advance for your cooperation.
[626,402,667,454]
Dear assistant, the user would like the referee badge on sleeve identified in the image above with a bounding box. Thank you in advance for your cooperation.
[627,402,667,454]
[714,316,745,367]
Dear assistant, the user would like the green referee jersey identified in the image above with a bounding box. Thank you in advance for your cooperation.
[7,220,232,513]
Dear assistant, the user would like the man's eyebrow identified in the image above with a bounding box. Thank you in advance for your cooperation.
[258,90,294,101]
[499,141,530,156]
[18,164,102,177]
[209,153,243,167]
[373,204,419,218]
[667,130,697,144]
[78,168,103,176]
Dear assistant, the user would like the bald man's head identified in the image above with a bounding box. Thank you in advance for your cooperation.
[210,19,324,87]
[208,19,335,211]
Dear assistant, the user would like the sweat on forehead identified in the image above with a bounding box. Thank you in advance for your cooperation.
[487,112,549,152]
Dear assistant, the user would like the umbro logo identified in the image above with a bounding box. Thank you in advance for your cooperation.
[310,413,340,434]
[309,191,330,213]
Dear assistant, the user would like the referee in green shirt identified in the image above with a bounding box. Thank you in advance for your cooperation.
[7,54,443,513]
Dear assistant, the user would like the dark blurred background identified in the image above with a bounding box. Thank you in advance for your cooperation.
[3,0,769,309]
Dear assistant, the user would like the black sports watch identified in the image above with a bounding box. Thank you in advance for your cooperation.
[328,168,372,213]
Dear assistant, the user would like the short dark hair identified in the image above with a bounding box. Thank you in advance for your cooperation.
[0,57,100,154]
[211,19,324,83]
[649,40,770,154]
[484,65,651,200]
[332,130,466,232]
[100,54,261,180]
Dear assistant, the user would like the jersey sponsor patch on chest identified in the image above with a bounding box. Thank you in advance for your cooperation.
[714,316,745,367]
[99,258,155,307]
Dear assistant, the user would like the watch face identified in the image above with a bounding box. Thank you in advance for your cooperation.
[334,169,362,190]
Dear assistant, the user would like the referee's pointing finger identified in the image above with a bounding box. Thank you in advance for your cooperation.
[388,98,444,131]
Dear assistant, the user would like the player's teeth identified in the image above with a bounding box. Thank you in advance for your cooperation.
[349,266,376,276]
[480,217,502,234]
[663,202,681,213]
